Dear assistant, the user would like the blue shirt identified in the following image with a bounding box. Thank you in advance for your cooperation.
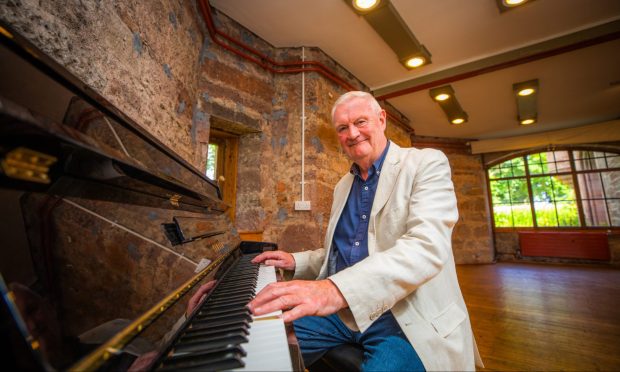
[329,142,400,334]
[332,141,390,272]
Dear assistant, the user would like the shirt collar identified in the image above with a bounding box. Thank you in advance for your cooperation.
[350,141,391,178]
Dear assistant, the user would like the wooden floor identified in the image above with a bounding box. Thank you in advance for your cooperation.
[456,262,620,371]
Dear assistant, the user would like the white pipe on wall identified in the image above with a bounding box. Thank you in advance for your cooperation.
[301,46,306,202]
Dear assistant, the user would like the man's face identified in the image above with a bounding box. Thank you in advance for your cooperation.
[332,97,387,167]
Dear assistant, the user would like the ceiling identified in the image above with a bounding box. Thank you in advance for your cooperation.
[210,0,620,141]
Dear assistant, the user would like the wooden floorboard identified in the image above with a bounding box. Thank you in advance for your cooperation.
[456,262,620,371]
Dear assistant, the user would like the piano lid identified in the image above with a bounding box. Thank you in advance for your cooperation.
[0,20,249,372]
[0,20,225,214]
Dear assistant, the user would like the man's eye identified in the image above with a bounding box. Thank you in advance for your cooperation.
[355,120,367,126]
[337,126,347,133]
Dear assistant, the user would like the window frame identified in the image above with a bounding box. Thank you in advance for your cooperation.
[486,145,620,231]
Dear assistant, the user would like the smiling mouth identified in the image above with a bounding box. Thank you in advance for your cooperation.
[348,139,368,147]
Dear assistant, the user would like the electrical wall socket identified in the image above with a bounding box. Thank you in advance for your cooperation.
[294,200,311,211]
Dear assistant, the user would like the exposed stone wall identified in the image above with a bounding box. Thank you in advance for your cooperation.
[412,137,495,264]
[1,0,205,167]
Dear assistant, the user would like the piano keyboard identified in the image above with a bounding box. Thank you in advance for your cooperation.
[157,253,293,371]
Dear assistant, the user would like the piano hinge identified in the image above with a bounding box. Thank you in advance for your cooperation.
[0,147,57,184]
[169,194,181,207]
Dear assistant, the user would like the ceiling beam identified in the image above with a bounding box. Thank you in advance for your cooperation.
[374,18,620,100]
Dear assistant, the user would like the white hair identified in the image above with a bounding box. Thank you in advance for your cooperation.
[330,91,382,123]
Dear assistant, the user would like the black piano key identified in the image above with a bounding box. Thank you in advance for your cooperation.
[159,357,244,372]
[201,298,249,311]
[183,325,249,339]
[167,344,246,362]
[181,329,249,343]
[192,316,252,329]
[173,335,248,354]
[197,307,250,319]
[214,279,257,289]
[160,350,245,371]
[186,318,250,333]
[210,285,255,296]
[172,341,247,358]
[206,293,253,304]
[194,311,252,324]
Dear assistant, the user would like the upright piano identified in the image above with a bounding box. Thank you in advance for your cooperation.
[0,22,298,371]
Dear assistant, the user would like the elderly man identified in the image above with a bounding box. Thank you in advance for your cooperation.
[248,91,481,371]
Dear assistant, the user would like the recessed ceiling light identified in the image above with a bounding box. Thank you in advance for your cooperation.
[352,0,380,11]
[430,85,468,125]
[518,88,535,96]
[405,56,425,68]
[496,0,532,12]
[513,79,539,126]
[504,0,527,6]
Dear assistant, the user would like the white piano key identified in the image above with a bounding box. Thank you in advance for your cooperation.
[231,264,293,371]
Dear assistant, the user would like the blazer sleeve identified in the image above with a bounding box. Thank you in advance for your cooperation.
[291,248,326,280]
[328,149,459,332]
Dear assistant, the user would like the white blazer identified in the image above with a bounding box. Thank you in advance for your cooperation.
[292,143,483,371]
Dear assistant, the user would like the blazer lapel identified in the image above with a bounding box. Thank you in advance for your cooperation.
[371,143,402,218]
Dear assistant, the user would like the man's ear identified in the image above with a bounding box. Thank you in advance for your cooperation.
[379,109,387,131]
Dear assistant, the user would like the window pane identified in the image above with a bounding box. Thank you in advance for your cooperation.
[609,199,620,227]
[511,157,526,177]
[602,171,620,198]
[532,176,553,202]
[545,159,559,174]
[574,151,609,171]
[490,180,511,204]
[490,150,619,230]
[582,199,610,227]
[206,143,218,179]
[493,204,513,227]
[499,164,513,178]
[607,154,620,168]
[488,165,502,179]
[578,173,604,200]
[511,204,533,227]
[555,161,571,173]
[556,201,580,226]
[552,174,576,201]
[510,179,529,203]
[553,150,569,162]
[527,153,545,175]
[528,153,542,163]
[572,150,591,160]
[534,201,558,227]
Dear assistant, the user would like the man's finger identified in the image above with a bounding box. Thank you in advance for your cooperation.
[251,251,280,264]
[248,282,292,312]
[281,303,312,323]
[253,294,300,316]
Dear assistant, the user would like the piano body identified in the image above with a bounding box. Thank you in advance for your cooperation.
[0,23,299,371]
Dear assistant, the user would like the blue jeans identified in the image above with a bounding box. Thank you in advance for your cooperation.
[293,313,425,371]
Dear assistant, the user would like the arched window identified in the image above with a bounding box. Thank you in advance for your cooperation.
[488,148,620,228]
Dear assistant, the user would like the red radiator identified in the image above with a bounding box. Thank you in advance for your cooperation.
[519,231,610,260]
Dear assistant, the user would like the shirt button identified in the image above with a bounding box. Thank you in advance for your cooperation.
[354,242,360,246]
[364,186,369,191]
[362,215,367,220]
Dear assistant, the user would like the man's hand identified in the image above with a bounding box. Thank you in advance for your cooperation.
[186,280,216,316]
[251,250,296,271]
[247,279,348,323]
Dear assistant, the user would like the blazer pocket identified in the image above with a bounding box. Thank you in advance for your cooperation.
[431,302,466,338]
